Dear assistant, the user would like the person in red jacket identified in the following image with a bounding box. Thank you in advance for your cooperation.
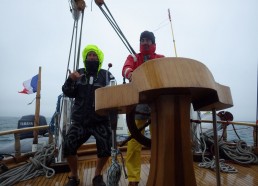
[122,31,165,186]
[122,31,164,81]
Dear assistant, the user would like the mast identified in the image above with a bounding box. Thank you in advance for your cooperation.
[32,66,41,152]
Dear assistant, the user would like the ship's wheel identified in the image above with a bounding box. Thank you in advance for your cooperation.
[126,107,151,148]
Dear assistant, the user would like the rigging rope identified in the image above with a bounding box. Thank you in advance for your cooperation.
[76,10,85,70]
[65,20,76,81]
[66,0,85,76]
[0,144,55,186]
[58,0,86,159]
[96,2,136,55]
[96,1,136,84]
[198,135,238,173]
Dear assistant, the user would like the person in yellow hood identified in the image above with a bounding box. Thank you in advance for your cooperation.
[62,44,115,186]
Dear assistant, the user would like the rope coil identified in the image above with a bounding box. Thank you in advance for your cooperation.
[198,136,258,173]
[0,144,56,186]
[220,140,258,165]
[198,158,238,173]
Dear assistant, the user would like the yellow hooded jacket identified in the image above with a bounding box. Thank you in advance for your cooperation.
[82,44,104,72]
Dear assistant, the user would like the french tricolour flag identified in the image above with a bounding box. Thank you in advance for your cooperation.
[18,74,38,94]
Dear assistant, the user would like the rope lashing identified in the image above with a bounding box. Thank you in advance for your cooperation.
[107,148,127,186]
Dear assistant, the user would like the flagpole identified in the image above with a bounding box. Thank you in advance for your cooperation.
[32,66,41,151]
[168,9,178,57]
[254,63,258,155]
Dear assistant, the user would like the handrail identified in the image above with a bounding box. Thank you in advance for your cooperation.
[191,119,256,127]
[0,125,49,136]
[0,125,52,158]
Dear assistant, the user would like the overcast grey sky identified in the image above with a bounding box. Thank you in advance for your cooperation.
[0,0,257,121]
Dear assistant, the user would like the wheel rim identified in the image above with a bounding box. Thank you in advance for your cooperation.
[126,107,151,148]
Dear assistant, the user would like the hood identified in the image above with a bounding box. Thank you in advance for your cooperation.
[82,44,104,71]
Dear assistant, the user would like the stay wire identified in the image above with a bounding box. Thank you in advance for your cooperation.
[102,4,126,40]
[103,3,125,37]
[98,3,136,55]
[73,21,78,71]
[61,7,85,149]
[99,8,132,54]
[65,20,76,81]
[76,10,85,70]
[61,11,77,154]
[100,5,134,55]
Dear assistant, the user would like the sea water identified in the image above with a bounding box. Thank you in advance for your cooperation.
[0,116,21,146]
[217,123,255,145]
[0,116,51,147]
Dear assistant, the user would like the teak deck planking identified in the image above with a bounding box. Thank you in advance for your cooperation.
[13,151,258,186]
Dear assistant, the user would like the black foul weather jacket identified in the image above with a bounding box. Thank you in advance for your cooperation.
[62,68,115,124]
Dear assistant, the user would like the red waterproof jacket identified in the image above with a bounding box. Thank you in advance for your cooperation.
[122,44,164,119]
[122,44,164,79]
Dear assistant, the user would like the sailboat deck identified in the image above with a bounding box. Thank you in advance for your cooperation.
[12,150,258,186]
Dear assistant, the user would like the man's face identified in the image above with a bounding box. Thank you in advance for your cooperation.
[85,51,100,75]
[140,38,152,50]
[87,51,99,61]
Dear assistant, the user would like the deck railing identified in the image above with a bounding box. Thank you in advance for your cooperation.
[191,119,258,154]
[0,125,53,157]
[0,120,257,158]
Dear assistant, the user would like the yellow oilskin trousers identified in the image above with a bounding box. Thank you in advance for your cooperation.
[126,119,147,182]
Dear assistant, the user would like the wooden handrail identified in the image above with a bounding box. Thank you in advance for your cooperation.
[0,125,49,136]
[191,119,256,127]
[0,125,51,158]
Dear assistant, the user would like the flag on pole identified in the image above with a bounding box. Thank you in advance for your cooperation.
[18,74,38,94]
